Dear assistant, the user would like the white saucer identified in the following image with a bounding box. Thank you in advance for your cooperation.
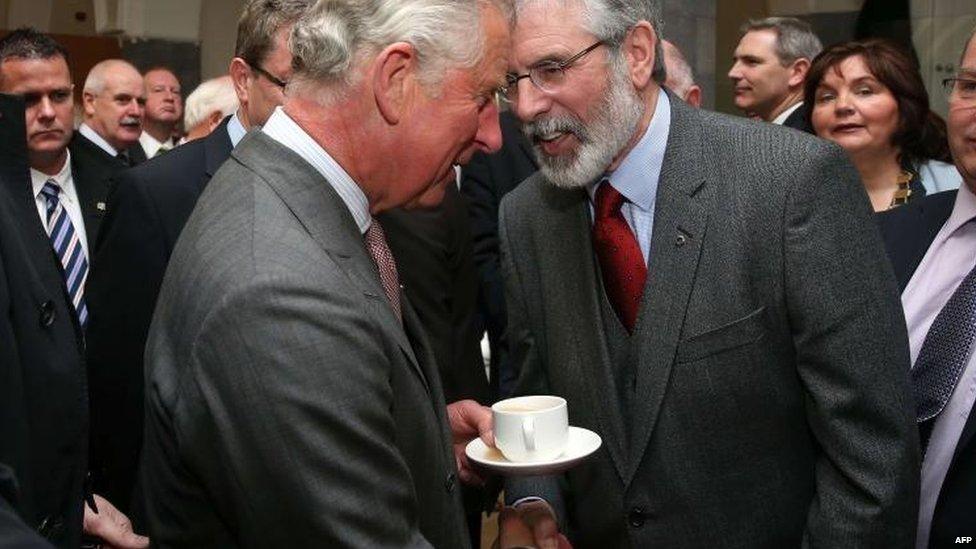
[466,426,602,476]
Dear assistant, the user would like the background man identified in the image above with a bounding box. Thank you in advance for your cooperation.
[181,75,238,142]
[879,26,976,549]
[138,66,182,157]
[75,59,147,166]
[728,16,821,131]
[499,0,917,546]
[662,39,701,107]
[84,0,309,527]
[140,0,510,545]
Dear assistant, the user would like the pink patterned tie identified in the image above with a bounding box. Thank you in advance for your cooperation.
[364,219,402,322]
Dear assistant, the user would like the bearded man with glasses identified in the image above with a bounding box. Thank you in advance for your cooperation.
[495,1,919,547]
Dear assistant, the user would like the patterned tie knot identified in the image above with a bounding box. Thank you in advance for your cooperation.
[595,180,626,219]
[41,180,61,201]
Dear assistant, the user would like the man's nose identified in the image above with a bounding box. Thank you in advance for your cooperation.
[475,101,503,154]
[513,78,551,124]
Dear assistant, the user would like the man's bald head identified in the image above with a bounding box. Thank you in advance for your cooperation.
[662,40,702,107]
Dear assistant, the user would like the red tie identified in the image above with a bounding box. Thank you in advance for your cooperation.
[592,182,647,333]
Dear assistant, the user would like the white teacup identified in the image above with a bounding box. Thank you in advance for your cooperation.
[492,395,568,463]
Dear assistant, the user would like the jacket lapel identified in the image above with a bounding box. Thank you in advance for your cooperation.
[540,185,628,482]
[231,133,430,393]
[627,96,709,485]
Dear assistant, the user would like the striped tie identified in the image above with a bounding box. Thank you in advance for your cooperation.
[40,180,89,327]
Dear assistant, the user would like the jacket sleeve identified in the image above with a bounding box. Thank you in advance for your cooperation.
[783,145,920,548]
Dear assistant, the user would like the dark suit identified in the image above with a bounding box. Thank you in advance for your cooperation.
[142,131,468,547]
[878,190,976,548]
[459,111,536,399]
[501,93,919,547]
[379,182,490,548]
[0,94,88,548]
[782,101,815,134]
[85,118,233,519]
[67,132,146,249]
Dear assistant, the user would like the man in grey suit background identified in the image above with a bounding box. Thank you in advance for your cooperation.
[497,0,919,547]
[141,0,513,546]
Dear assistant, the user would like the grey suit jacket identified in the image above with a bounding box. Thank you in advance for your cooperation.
[500,94,920,547]
[141,131,468,548]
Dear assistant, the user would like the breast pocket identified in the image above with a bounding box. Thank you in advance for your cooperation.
[675,306,767,363]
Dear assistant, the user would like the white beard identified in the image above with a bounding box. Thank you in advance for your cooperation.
[522,58,646,189]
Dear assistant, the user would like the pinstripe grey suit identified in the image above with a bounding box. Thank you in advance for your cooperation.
[501,93,920,547]
[141,131,468,548]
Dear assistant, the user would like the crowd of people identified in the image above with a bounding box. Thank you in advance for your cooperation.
[0,0,974,547]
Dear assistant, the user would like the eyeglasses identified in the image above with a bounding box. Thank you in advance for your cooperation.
[497,41,605,104]
[942,76,976,104]
[250,63,288,89]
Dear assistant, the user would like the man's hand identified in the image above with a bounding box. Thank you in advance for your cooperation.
[447,399,493,485]
[82,494,148,549]
[497,500,571,549]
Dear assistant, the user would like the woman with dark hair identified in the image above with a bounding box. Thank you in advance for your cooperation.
[806,38,961,211]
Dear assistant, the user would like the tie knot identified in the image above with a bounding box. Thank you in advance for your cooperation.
[41,180,61,200]
[364,218,386,245]
[594,181,626,219]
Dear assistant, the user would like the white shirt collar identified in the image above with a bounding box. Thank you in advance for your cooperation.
[31,149,74,199]
[227,111,247,147]
[260,107,371,234]
[772,101,803,125]
[79,123,120,157]
[139,131,176,157]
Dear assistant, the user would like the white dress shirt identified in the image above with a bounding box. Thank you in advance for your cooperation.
[139,131,178,158]
[30,149,90,259]
[78,123,120,157]
[772,101,803,125]
[902,183,976,549]
[261,107,371,234]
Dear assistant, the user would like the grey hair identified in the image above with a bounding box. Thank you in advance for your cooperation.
[661,40,695,97]
[515,0,664,82]
[183,76,239,130]
[236,0,313,65]
[740,17,822,65]
[83,59,140,95]
[288,0,512,101]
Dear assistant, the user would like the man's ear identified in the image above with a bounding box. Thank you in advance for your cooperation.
[788,57,811,89]
[81,90,97,117]
[373,42,418,125]
[624,21,657,89]
[207,109,224,131]
[228,58,251,107]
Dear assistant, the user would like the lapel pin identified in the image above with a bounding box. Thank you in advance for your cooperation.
[96,202,106,211]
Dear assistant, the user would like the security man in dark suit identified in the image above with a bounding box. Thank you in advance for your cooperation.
[84,0,310,522]
[0,91,146,548]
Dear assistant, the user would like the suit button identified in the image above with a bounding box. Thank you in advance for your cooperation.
[39,300,56,327]
[444,472,457,493]
[628,506,646,528]
[36,514,64,538]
